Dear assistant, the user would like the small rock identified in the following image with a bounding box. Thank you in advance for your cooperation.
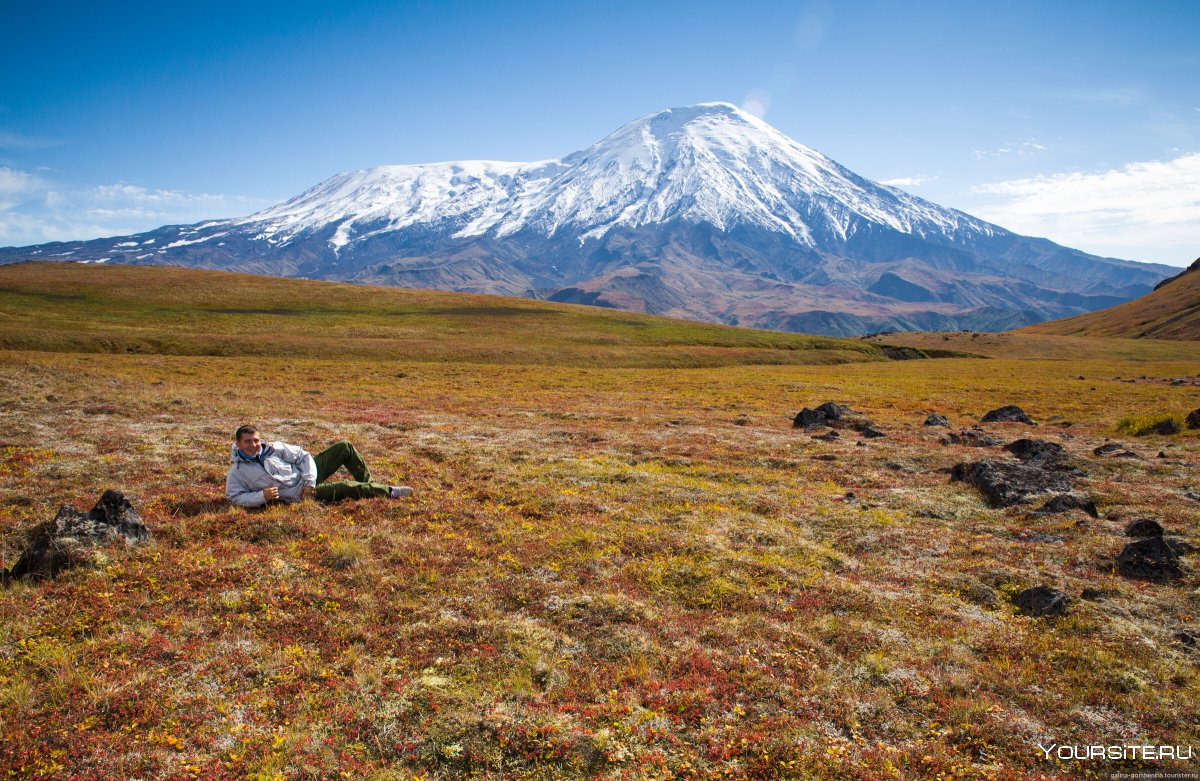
[812,454,837,462]
[843,492,857,503]
[1176,631,1197,647]
[1186,408,1200,430]
[981,405,1035,425]
[1155,419,1181,435]
[733,415,750,426]
[1080,588,1107,601]
[1157,451,1167,459]
[1013,586,1069,617]
[1116,537,1183,581]
[812,430,840,441]
[1032,493,1099,518]
[859,426,887,439]
[924,413,950,427]
[1125,519,1164,538]
[1093,442,1140,459]
[1185,491,1200,502]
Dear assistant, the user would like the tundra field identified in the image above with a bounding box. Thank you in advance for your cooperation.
[1,264,1198,780]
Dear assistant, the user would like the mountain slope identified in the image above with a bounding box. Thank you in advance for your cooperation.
[1021,256,1200,340]
[0,103,1175,335]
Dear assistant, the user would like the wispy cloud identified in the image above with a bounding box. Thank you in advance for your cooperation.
[880,175,935,188]
[972,152,1200,264]
[972,141,1046,160]
[0,167,273,247]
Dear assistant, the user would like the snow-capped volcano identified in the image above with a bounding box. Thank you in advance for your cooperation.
[249,102,993,249]
[1,102,1175,335]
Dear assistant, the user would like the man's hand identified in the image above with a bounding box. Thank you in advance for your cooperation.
[263,486,280,501]
[301,486,316,499]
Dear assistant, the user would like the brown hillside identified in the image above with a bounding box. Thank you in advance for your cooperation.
[1022,256,1200,340]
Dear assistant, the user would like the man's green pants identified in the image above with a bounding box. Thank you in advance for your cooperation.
[312,440,392,501]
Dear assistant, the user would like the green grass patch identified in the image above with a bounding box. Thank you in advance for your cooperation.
[1115,411,1184,435]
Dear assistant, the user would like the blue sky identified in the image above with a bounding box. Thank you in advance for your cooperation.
[2,0,1197,265]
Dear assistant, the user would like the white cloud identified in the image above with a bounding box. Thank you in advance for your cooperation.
[973,141,1046,160]
[0,168,273,247]
[880,175,935,188]
[971,152,1200,265]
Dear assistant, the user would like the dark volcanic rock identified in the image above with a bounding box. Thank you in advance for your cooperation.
[1155,419,1181,435]
[1116,537,1183,582]
[859,426,887,439]
[1003,438,1064,465]
[1080,588,1107,601]
[3,490,149,583]
[981,405,1035,424]
[1125,519,1164,538]
[793,401,853,430]
[812,430,840,442]
[1187,408,1200,430]
[950,460,1075,507]
[1013,586,1069,617]
[924,413,950,427]
[1033,493,1099,518]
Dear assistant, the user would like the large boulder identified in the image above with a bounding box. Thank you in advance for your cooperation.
[1116,537,1183,582]
[1,490,150,583]
[1186,408,1200,430]
[950,460,1074,507]
[981,405,1035,425]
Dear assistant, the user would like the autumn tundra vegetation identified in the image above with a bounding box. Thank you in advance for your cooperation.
[0,262,1197,780]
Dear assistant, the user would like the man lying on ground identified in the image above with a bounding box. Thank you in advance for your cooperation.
[225,424,413,508]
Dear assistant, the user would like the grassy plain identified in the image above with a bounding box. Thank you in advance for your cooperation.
[1,263,1198,780]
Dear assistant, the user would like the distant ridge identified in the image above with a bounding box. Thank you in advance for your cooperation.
[0,103,1176,336]
[1022,255,1200,340]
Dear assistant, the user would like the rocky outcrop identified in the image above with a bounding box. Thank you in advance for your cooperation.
[950,460,1074,507]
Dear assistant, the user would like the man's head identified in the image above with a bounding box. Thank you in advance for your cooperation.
[234,425,262,456]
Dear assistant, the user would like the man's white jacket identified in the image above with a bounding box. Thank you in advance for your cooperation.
[225,441,317,507]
